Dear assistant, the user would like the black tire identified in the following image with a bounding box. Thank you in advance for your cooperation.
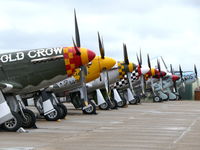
[44,106,61,121]
[153,96,162,102]
[137,96,141,104]
[20,109,36,128]
[129,96,139,105]
[57,103,67,119]
[107,98,118,109]
[82,101,96,114]
[2,111,22,132]
[99,102,109,110]
[117,98,127,108]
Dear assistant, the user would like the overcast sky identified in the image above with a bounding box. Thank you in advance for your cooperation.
[0,0,200,71]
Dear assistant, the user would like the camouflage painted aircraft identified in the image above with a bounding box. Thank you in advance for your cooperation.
[0,11,95,131]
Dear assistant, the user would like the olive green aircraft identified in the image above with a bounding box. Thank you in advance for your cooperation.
[0,11,96,131]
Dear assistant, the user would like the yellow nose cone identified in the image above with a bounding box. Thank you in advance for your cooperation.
[99,56,116,71]
[84,56,116,83]
[151,68,156,76]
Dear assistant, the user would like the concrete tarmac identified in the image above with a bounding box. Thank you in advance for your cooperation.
[1,101,200,150]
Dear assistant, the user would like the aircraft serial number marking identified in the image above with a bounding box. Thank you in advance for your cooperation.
[0,47,62,63]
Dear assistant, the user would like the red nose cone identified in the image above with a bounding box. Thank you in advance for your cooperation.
[87,49,96,62]
[155,69,159,74]
[161,71,167,77]
[172,75,180,81]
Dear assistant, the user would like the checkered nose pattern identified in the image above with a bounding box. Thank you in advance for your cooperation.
[63,47,95,77]
[117,62,136,79]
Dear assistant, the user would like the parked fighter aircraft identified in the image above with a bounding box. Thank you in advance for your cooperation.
[144,57,197,102]
[109,54,164,105]
[0,11,95,131]
[85,45,151,110]
[28,32,116,118]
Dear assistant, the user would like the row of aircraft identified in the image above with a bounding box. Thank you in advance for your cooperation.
[0,10,198,131]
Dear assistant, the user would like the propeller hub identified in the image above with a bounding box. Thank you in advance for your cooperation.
[140,66,150,75]
[146,68,156,76]
[97,56,116,72]
[153,71,166,78]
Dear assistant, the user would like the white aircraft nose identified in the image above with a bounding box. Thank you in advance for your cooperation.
[141,66,150,74]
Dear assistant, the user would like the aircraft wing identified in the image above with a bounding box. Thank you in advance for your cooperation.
[0,82,22,93]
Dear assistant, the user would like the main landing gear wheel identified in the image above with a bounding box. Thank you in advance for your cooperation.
[20,109,36,128]
[107,99,118,109]
[117,98,127,108]
[129,96,139,105]
[153,96,162,102]
[99,102,109,110]
[57,103,68,119]
[82,101,96,114]
[2,111,22,132]
[136,96,141,104]
[44,106,61,121]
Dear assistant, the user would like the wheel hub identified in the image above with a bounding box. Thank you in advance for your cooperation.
[154,97,160,102]
[85,105,93,113]
[47,110,57,119]
[4,117,17,129]
[100,103,108,109]
[117,101,124,107]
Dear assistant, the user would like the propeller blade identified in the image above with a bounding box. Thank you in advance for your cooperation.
[157,59,160,72]
[74,9,81,47]
[136,53,141,67]
[97,32,105,59]
[139,49,142,66]
[123,43,129,64]
[147,54,151,70]
[72,37,81,56]
[179,65,183,79]
[194,64,198,79]
[194,64,199,88]
[170,64,174,74]
[179,65,186,90]
[147,54,152,77]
